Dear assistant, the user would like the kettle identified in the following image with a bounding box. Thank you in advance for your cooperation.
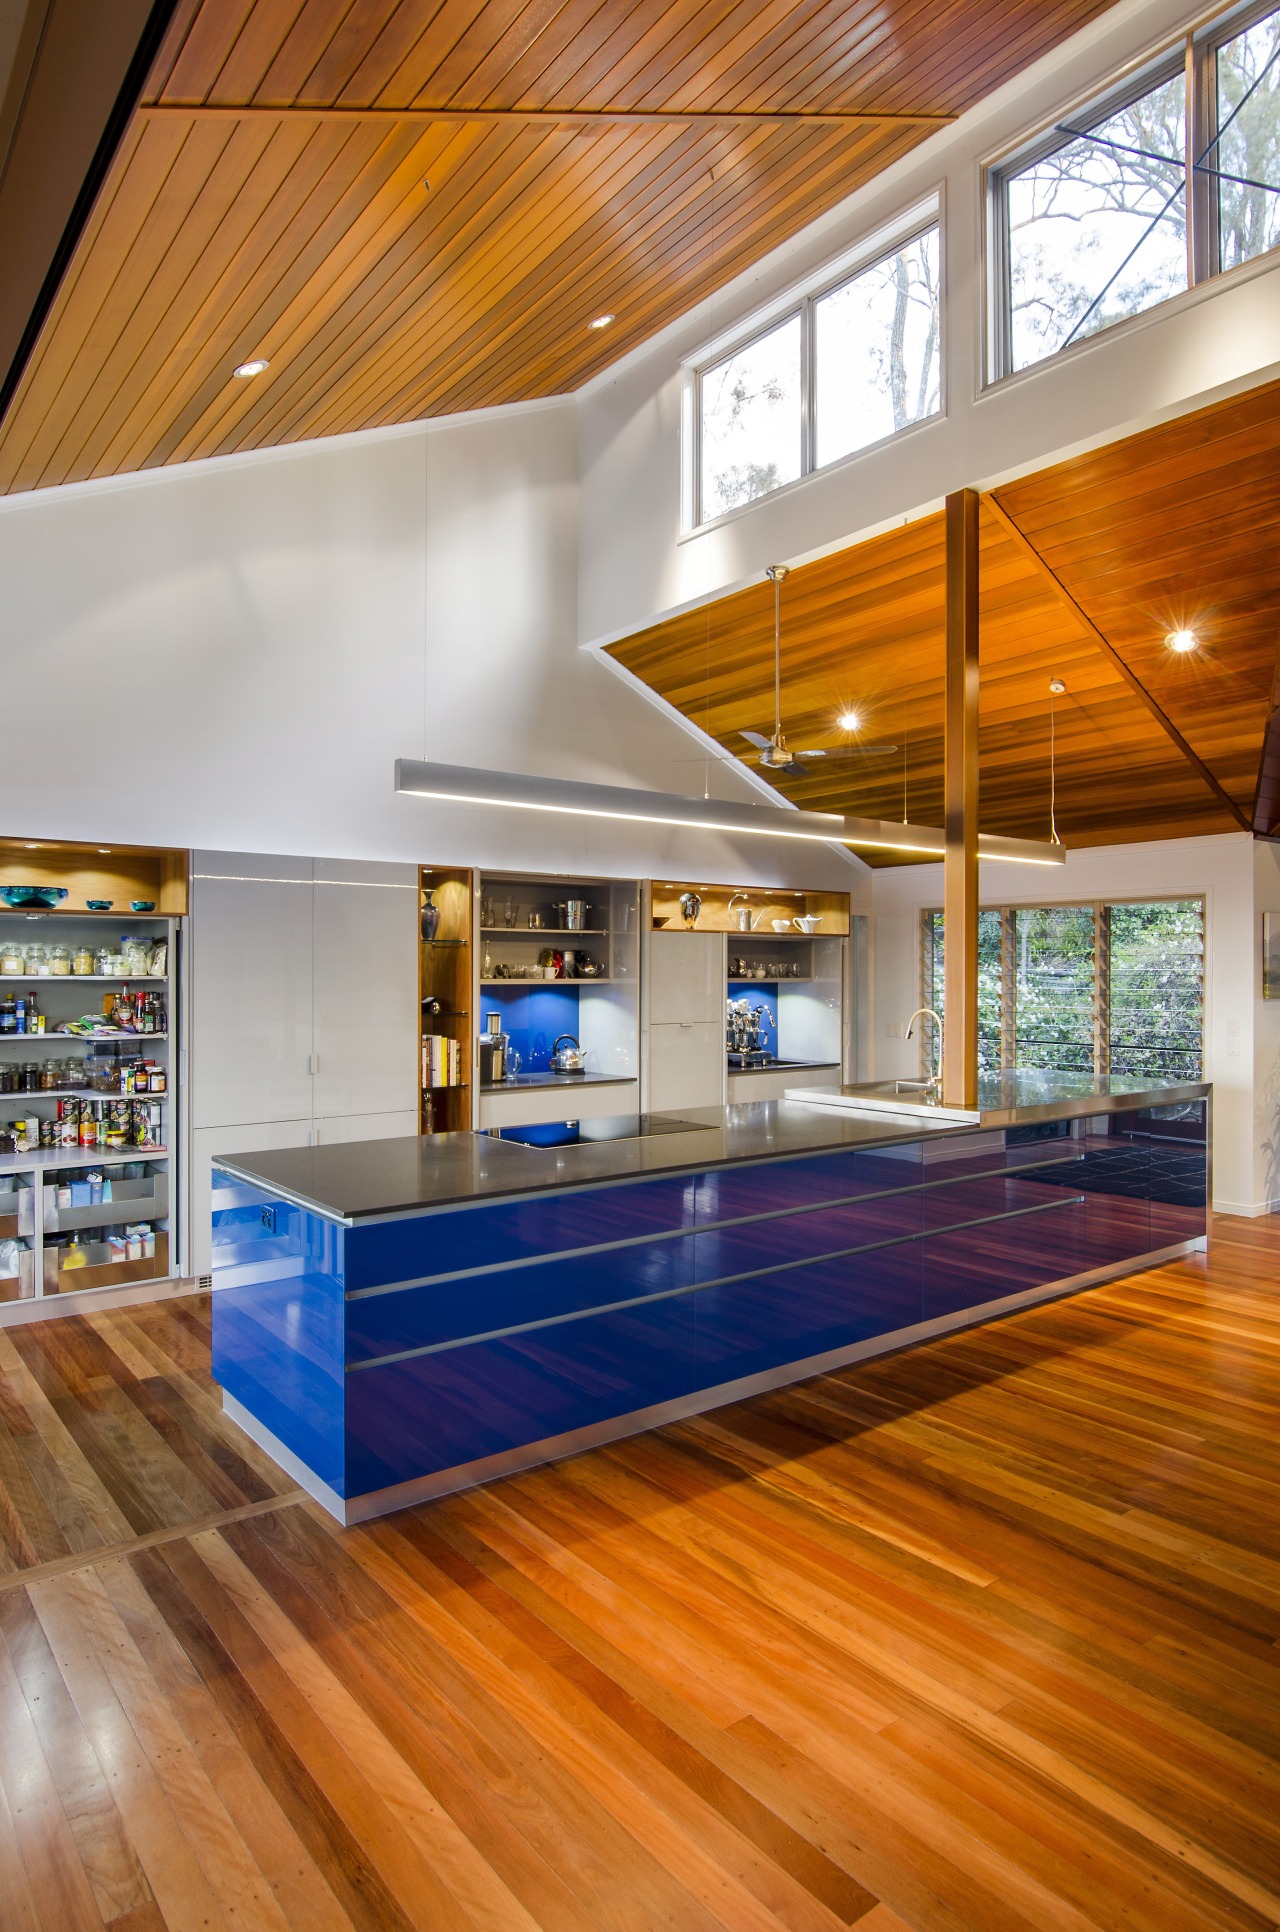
[549,1034,587,1073]
[728,893,760,933]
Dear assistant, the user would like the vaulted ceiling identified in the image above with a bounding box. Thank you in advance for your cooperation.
[0,0,1122,493]
[606,379,1280,859]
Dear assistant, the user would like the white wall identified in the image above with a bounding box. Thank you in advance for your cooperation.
[0,400,862,900]
[575,0,1280,648]
[868,833,1264,1212]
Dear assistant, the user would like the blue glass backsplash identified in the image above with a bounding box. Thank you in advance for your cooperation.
[727,980,778,1055]
[482,985,581,1071]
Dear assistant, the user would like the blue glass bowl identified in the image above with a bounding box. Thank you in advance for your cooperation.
[0,885,69,910]
[86,899,113,911]
[130,899,157,912]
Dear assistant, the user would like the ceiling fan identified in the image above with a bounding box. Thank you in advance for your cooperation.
[741,565,898,777]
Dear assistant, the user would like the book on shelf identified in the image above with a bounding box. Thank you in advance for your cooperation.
[421,1033,463,1089]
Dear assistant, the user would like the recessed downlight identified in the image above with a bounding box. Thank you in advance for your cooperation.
[587,314,615,331]
[837,710,861,732]
[1166,629,1198,654]
[23,842,38,849]
[98,847,111,854]
[233,358,269,378]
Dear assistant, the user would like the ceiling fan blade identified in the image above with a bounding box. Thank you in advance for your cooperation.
[793,744,899,759]
[739,729,773,749]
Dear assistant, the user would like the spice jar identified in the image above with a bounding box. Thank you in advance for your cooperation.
[40,1059,61,1091]
[0,942,24,975]
[49,945,71,976]
[73,945,95,976]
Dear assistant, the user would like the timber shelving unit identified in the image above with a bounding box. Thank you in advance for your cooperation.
[418,865,474,1135]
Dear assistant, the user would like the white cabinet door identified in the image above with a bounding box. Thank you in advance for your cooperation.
[190,875,314,1129]
[313,1109,418,1144]
[190,1116,313,1278]
[313,876,418,1120]
[646,931,723,1024]
[647,1021,724,1111]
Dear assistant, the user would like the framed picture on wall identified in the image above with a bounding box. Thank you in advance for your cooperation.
[1265,913,1280,999]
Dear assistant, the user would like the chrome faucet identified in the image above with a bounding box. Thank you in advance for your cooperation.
[905,1008,944,1091]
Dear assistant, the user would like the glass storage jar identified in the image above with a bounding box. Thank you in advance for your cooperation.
[40,1059,61,1091]
[48,945,71,976]
[0,942,24,975]
[20,1061,40,1092]
[23,944,46,976]
[73,945,95,976]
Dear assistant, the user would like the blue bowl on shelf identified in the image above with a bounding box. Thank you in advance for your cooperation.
[0,885,68,910]
[130,899,157,912]
[86,899,113,911]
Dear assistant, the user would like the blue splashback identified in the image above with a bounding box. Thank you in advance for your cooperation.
[482,984,580,1071]
[728,981,778,1055]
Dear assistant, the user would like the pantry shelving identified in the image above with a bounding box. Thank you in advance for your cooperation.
[0,899,180,1310]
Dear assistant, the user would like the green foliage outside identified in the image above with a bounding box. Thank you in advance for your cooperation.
[925,900,1203,1080]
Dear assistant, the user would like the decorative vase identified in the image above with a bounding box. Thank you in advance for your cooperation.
[420,889,441,941]
[679,891,701,928]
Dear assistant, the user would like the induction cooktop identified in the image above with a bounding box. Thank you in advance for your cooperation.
[482,1114,706,1149]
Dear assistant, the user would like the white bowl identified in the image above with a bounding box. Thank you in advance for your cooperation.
[771,919,791,932]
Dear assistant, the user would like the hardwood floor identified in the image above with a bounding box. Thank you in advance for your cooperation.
[0,1219,1277,1930]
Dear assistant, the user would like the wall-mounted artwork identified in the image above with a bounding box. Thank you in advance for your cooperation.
[1264,913,1280,999]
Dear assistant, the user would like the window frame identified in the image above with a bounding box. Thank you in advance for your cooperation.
[987,47,1191,382]
[985,0,1280,384]
[920,895,1206,1081]
[686,198,943,532]
[1196,0,1280,276]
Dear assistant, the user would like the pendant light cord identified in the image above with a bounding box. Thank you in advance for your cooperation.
[773,571,782,739]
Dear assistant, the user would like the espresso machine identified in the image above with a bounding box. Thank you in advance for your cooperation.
[477,1010,507,1084]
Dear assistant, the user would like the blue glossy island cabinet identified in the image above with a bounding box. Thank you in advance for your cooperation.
[210,1075,1209,1523]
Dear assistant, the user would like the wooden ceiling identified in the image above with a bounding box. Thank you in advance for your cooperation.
[607,378,1280,859]
[0,0,1121,493]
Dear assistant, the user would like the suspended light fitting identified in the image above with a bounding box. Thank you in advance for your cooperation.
[394,759,1065,863]
[1165,629,1198,653]
[837,710,862,732]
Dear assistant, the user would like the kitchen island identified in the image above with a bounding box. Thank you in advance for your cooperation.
[210,1074,1209,1523]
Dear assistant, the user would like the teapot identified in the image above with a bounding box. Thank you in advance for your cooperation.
[549,1034,587,1073]
[792,914,820,934]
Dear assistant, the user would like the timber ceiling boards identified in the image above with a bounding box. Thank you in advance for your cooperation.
[606,379,1280,859]
[0,0,1122,492]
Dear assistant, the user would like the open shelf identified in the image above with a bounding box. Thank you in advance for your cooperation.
[480,927,608,937]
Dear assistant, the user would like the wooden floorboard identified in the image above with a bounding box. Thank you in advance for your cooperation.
[0,1218,1277,1928]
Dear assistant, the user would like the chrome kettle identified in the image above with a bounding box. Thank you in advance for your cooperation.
[549,1034,587,1073]
[728,893,760,933]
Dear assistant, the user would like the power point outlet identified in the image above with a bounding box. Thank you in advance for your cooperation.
[261,1205,277,1233]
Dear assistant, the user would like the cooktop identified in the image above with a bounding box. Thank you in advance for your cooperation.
[481,1114,706,1149]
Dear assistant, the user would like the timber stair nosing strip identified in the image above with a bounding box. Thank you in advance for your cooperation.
[0,1486,308,1593]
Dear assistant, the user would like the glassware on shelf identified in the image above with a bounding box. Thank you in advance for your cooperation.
[24,944,46,976]
[73,945,95,976]
[49,945,72,976]
[503,898,518,928]
[0,943,24,976]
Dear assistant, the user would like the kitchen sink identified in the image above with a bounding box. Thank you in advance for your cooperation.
[783,1079,980,1125]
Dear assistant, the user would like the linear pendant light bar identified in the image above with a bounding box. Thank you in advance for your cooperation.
[394,760,1066,864]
